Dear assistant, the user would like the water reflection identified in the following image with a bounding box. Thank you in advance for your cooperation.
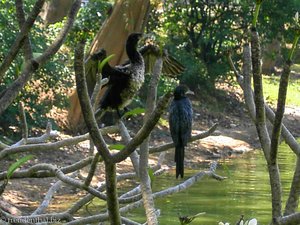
[126,142,297,224]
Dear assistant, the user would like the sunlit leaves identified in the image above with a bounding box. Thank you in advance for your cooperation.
[123,107,146,117]
[108,144,125,151]
[7,155,35,179]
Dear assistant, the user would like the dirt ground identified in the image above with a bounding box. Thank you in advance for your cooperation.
[1,82,300,215]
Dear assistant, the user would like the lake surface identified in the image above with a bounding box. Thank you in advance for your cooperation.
[124,142,297,224]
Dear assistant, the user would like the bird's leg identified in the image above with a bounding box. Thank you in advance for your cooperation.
[116,107,129,119]
[116,108,123,120]
[123,107,129,113]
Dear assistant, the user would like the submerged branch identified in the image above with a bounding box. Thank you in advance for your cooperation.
[64,163,225,225]
[120,162,225,213]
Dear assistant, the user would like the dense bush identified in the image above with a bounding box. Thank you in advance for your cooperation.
[0,0,109,136]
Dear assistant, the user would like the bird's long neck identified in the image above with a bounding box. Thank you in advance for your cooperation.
[126,42,142,63]
[174,96,187,101]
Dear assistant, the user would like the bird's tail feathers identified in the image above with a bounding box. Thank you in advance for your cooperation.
[175,145,185,179]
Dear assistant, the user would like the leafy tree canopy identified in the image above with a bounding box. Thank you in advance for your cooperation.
[147,0,299,90]
[0,0,109,136]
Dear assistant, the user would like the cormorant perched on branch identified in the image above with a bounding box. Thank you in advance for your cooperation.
[169,85,193,179]
[122,43,185,77]
[95,32,145,117]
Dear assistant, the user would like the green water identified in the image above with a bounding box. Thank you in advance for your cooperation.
[124,142,297,224]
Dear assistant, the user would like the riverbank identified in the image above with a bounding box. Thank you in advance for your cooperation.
[1,81,300,215]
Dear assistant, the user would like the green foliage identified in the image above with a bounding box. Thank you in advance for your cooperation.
[123,107,145,118]
[158,117,168,127]
[0,0,109,134]
[148,0,252,90]
[66,0,111,46]
[263,74,300,107]
[148,168,155,188]
[147,0,299,92]
[98,54,115,73]
[108,144,125,151]
[0,0,75,132]
[259,0,300,43]
[7,155,35,179]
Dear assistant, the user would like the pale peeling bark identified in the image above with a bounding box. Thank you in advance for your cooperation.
[68,0,150,129]
[88,0,150,64]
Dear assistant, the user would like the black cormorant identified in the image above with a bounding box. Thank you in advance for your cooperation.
[95,32,145,117]
[169,85,193,179]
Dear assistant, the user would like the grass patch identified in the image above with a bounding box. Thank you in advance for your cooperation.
[262,75,300,107]
[291,64,300,74]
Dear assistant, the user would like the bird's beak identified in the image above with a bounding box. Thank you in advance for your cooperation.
[186,90,195,95]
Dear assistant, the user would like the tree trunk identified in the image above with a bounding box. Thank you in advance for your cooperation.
[67,0,150,132]
[40,0,74,25]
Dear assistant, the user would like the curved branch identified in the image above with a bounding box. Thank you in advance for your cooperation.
[0,157,93,180]
[74,41,111,162]
[15,0,33,61]
[64,163,225,225]
[149,123,218,154]
[112,91,172,163]
[278,212,300,225]
[0,209,73,224]
[0,134,89,160]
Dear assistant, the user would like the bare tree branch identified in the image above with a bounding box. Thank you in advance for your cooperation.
[284,157,300,215]
[149,123,218,154]
[118,121,140,176]
[112,91,172,163]
[270,61,292,163]
[0,134,89,160]
[18,102,28,141]
[63,163,225,225]
[139,57,163,225]
[0,209,73,224]
[15,0,34,61]
[31,180,64,216]
[278,212,300,225]
[250,28,271,159]
[0,157,93,180]
[84,153,101,186]
[74,41,112,162]
[120,162,225,213]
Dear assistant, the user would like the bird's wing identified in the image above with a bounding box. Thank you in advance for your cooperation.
[178,98,193,146]
[102,65,130,85]
[122,44,185,77]
[169,101,180,146]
